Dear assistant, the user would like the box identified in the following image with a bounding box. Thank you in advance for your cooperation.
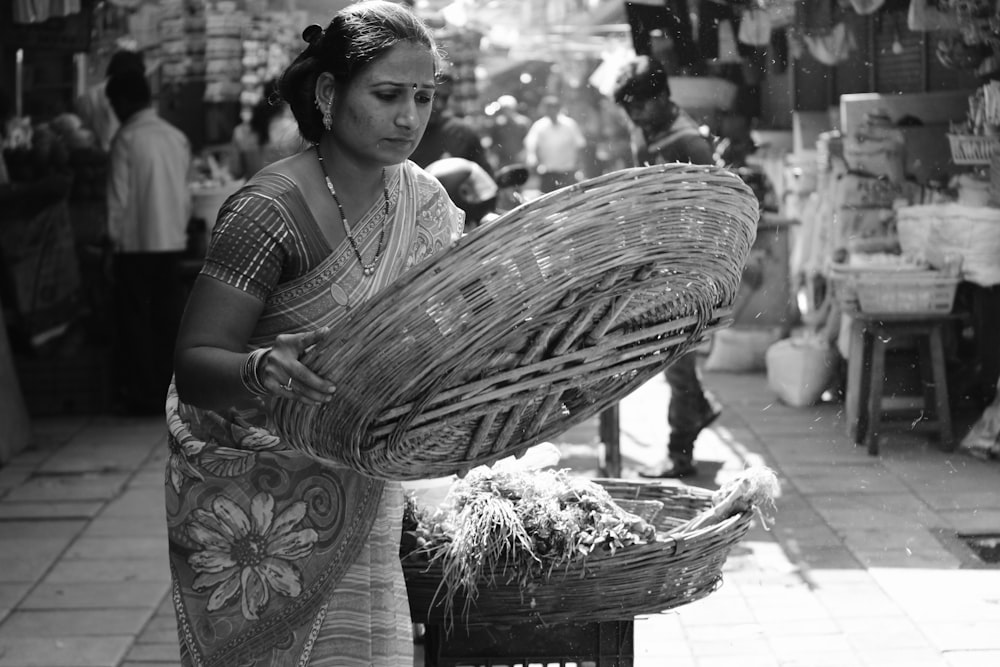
[424,620,634,667]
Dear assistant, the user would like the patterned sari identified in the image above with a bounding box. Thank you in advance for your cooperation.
[164,160,463,667]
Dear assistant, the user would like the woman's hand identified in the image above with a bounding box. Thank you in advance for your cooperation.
[262,327,337,406]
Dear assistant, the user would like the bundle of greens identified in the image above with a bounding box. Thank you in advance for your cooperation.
[402,466,657,622]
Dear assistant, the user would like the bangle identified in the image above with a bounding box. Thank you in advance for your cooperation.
[240,347,272,397]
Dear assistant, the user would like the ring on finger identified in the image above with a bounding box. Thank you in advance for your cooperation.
[282,377,294,391]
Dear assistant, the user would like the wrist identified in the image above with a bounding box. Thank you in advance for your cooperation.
[240,346,272,397]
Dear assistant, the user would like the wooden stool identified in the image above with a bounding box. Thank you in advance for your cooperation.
[844,313,955,456]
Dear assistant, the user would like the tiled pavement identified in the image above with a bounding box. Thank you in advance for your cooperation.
[1,369,999,666]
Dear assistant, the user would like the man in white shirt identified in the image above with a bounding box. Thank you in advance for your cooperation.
[523,96,587,193]
[106,69,191,414]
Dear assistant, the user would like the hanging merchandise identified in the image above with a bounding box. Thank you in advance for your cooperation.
[716,18,744,63]
[737,6,772,47]
[803,23,858,66]
[907,0,960,31]
[848,0,887,15]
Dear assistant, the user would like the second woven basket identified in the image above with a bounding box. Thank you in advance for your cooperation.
[274,163,759,479]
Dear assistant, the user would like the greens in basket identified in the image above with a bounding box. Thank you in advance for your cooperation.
[401,466,658,623]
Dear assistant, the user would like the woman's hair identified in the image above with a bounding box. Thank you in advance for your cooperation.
[278,0,442,144]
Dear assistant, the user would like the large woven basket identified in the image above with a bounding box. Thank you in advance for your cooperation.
[402,478,754,627]
[274,164,758,479]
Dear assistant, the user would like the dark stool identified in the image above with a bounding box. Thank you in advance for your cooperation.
[844,313,955,456]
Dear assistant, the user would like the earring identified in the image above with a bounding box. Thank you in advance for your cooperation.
[322,104,333,131]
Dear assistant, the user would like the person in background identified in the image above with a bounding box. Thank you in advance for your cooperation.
[166,2,463,663]
[409,69,492,176]
[232,79,306,178]
[105,69,191,415]
[487,94,531,169]
[76,49,146,152]
[523,95,587,193]
[612,54,721,479]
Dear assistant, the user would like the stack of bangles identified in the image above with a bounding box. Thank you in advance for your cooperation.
[240,346,272,397]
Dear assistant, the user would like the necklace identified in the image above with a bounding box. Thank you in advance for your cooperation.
[314,145,389,276]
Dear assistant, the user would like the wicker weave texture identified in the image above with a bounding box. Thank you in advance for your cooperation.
[403,479,753,626]
[274,164,758,479]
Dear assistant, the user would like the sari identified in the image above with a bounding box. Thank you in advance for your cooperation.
[164,159,464,667]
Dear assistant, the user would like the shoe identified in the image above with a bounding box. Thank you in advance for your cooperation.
[639,461,698,479]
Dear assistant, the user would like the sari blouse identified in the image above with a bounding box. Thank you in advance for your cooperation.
[164,160,464,667]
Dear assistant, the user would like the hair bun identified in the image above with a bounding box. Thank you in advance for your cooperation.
[302,24,323,44]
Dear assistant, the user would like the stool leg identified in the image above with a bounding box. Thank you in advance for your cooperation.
[865,333,887,456]
[929,325,954,452]
[846,319,867,444]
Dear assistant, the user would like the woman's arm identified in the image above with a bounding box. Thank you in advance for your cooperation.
[173,276,335,411]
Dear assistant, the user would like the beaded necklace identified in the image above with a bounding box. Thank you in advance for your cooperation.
[314,144,389,276]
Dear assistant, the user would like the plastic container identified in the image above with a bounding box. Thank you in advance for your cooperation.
[766,337,837,407]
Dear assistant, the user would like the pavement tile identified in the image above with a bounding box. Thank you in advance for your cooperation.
[0,556,60,583]
[0,609,151,637]
[921,622,1000,651]
[686,635,772,656]
[0,501,103,520]
[98,487,167,519]
[0,635,132,667]
[779,463,913,495]
[122,643,181,663]
[4,474,129,503]
[42,557,170,584]
[19,582,168,610]
[36,443,151,476]
[0,520,84,539]
[82,516,168,539]
[0,467,31,492]
[945,650,1000,666]
[808,492,946,530]
[938,509,1000,533]
[858,648,949,666]
[918,490,1000,512]
[0,584,30,611]
[63,536,166,560]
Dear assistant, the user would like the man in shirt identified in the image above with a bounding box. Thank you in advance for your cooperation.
[523,96,587,193]
[612,55,721,479]
[410,71,493,177]
[105,69,191,414]
[487,94,531,169]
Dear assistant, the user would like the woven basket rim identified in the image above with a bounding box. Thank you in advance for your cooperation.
[274,164,759,480]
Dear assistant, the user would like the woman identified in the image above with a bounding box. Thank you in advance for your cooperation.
[166,3,464,665]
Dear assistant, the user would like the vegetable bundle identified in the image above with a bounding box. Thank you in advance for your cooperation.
[402,466,658,623]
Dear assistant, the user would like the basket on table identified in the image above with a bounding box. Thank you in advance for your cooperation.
[829,263,960,315]
[273,164,759,480]
[402,478,755,627]
[947,133,1000,165]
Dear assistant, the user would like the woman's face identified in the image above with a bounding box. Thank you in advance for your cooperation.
[325,41,437,167]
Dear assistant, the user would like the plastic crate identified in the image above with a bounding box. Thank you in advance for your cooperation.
[947,134,1000,165]
[423,620,634,667]
[828,264,960,315]
[854,273,960,315]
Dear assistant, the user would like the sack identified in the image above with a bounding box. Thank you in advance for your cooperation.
[705,326,783,373]
[908,0,960,32]
[766,336,838,407]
